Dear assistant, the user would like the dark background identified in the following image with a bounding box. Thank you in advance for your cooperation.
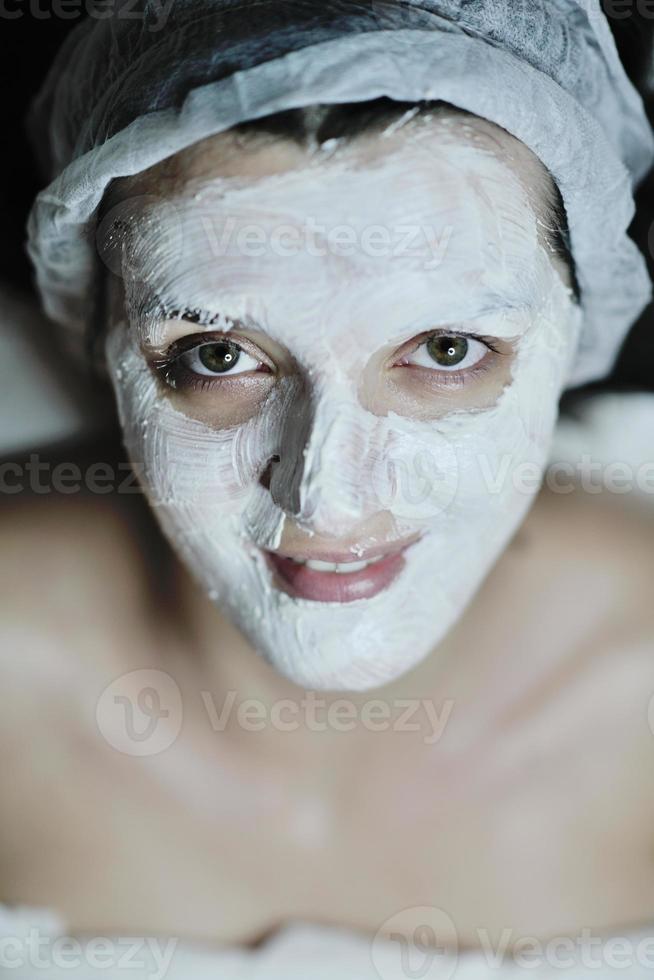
[2,3,654,408]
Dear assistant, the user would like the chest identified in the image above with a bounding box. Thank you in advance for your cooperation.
[2,671,653,949]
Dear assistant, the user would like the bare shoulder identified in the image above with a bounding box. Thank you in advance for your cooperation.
[513,482,654,634]
[525,482,654,573]
[0,484,168,674]
[2,490,146,595]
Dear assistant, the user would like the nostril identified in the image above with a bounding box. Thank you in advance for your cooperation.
[259,454,281,492]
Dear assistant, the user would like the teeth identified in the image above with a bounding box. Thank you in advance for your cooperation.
[336,560,369,574]
[305,559,339,572]
[301,557,382,574]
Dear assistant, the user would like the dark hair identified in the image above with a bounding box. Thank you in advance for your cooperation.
[568,4,654,405]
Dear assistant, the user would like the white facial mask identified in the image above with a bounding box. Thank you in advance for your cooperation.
[105,123,582,691]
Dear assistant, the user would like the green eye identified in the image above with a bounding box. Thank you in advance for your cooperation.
[197,342,241,373]
[426,335,469,367]
[158,332,271,391]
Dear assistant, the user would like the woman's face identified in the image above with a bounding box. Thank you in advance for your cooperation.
[102,111,582,691]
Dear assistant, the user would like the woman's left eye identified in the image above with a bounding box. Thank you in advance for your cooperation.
[177,340,261,376]
[399,333,491,372]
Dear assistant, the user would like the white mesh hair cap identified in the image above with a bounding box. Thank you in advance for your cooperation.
[26,0,654,387]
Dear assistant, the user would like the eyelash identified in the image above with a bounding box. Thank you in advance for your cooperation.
[391,330,504,385]
[153,333,273,392]
[152,327,505,392]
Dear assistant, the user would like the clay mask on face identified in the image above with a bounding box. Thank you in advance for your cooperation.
[105,117,582,691]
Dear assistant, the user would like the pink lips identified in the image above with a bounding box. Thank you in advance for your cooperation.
[265,543,413,603]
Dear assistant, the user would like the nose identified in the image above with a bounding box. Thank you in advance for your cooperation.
[261,384,381,536]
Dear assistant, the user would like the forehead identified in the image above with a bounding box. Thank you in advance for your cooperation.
[104,110,564,354]
[108,107,555,218]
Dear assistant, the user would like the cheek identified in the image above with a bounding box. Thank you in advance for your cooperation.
[361,348,517,421]
[107,327,314,566]
[366,324,580,534]
[440,313,582,523]
[163,374,278,430]
[107,328,271,513]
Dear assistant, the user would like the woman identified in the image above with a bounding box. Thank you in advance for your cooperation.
[3,1,654,976]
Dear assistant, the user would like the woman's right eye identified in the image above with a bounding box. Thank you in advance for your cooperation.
[178,340,262,377]
[155,333,275,391]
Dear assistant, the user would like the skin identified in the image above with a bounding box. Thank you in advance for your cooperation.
[101,111,583,691]
[2,479,654,951]
[2,117,654,955]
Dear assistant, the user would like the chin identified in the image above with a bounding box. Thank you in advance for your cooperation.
[248,619,442,692]
[219,543,465,692]
[276,649,437,693]
[185,516,505,691]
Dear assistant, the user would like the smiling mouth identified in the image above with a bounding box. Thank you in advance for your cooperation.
[264,540,417,603]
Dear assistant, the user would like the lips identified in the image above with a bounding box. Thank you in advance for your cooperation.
[265,542,413,603]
